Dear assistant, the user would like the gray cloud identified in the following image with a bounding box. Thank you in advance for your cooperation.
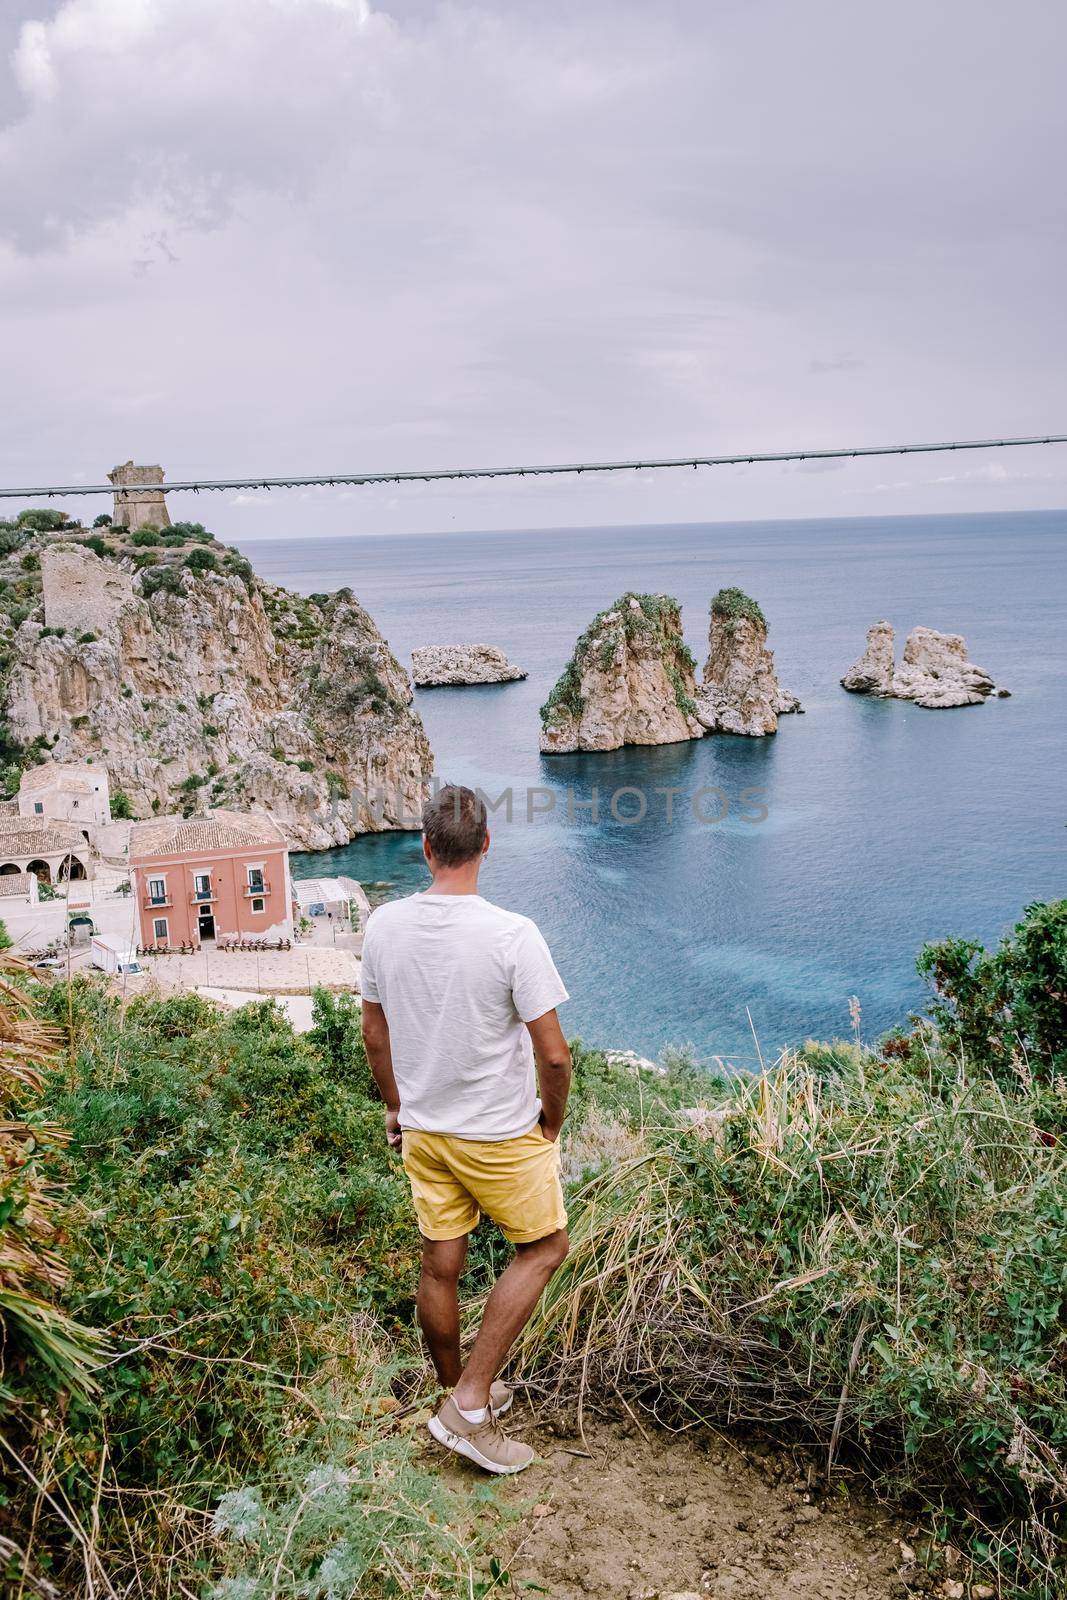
[1,0,1065,539]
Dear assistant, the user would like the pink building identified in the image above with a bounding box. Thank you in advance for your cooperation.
[128,810,293,948]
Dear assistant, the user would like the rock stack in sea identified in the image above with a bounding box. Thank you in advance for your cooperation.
[539,586,799,753]
[411,644,526,687]
[539,593,703,753]
[694,587,802,736]
[842,622,1006,708]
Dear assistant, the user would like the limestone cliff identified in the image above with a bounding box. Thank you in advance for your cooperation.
[539,594,704,753]
[694,588,802,737]
[1,538,433,849]
[842,622,1005,709]
[411,644,526,687]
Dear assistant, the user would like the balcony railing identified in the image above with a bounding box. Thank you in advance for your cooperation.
[244,883,270,898]
[144,896,171,909]
[190,889,216,904]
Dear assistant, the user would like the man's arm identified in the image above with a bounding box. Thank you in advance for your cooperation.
[362,999,402,1148]
[526,1009,572,1141]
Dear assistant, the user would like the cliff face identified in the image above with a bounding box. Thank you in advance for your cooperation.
[539,594,704,753]
[842,622,1003,709]
[4,543,432,848]
[695,588,801,737]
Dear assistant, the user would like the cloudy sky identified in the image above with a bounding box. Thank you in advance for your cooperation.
[1,0,1065,539]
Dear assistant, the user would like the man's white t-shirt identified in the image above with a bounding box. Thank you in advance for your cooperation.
[359,892,569,1141]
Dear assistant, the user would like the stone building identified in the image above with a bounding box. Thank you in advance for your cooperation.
[18,763,112,830]
[129,810,293,948]
[108,461,172,530]
[0,817,91,883]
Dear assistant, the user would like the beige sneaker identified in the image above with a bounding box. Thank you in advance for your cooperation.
[489,1379,513,1416]
[428,1395,534,1475]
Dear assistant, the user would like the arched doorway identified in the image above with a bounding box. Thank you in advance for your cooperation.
[0,862,21,876]
[27,859,51,883]
[64,856,87,881]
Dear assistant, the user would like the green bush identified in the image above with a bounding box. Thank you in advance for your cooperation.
[0,917,10,950]
[79,534,110,557]
[916,898,1067,1086]
[92,513,112,528]
[185,546,218,574]
[110,788,134,820]
[168,520,214,543]
[16,508,68,532]
[140,564,184,598]
[0,524,30,555]
[129,527,162,547]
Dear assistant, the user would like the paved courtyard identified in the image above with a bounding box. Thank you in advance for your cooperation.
[141,944,360,994]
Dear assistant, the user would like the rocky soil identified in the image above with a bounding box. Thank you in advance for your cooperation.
[1,534,433,848]
[431,1415,938,1600]
[411,643,526,686]
[842,622,1005,709]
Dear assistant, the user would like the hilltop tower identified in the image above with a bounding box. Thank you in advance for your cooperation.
[108,461,172,530]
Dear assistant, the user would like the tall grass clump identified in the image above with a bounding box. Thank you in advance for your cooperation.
[4,983,508,1597]
[520,902,1067,1596]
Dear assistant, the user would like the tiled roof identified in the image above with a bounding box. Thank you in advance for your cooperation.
[0,872,36,896]
[129,809,287,859]
[19,763,105,793]
[0,816,86,853]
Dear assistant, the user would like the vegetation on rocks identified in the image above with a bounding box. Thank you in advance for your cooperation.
[710,586,767,630]
[1,900,1064,1597]
[540,591,692,728]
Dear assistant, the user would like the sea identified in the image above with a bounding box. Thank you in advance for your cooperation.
[239,510,1066,1066]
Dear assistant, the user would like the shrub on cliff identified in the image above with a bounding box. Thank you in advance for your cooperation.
[185,546,219,574]
[139,563,184,598]
[710,585,767,629]
[168,519,214,543]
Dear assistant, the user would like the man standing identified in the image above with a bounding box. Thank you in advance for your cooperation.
[360,784,571,1475]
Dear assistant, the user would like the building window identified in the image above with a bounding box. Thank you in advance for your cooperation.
[251,896,265,913]
[152,917,168,941]
[34,801,43,814]
[193,872,211,900]
[148,877,167,904]
[247,866,265,893]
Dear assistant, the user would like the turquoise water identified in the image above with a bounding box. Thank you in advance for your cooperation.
[240,511,1066,1064]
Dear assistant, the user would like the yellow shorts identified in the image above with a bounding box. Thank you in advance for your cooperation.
[401,1126,568,1244]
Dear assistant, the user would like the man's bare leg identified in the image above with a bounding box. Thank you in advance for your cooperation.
[417,1235,468,1387]
[452,1228,569,1412]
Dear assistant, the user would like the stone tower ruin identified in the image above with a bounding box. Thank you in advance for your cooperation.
[108,461,172,530]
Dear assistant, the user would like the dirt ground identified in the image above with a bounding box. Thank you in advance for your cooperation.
[430,1410,915,1600]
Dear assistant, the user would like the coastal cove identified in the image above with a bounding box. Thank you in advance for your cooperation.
[243,509,1067,1063]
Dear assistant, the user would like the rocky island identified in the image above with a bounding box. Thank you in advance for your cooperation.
[695,587,802,736]
[539,593,704,753]
[411,644,526,687]
[0,495,432,849]
[842,621,1006,708]
[540,587,799,753]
